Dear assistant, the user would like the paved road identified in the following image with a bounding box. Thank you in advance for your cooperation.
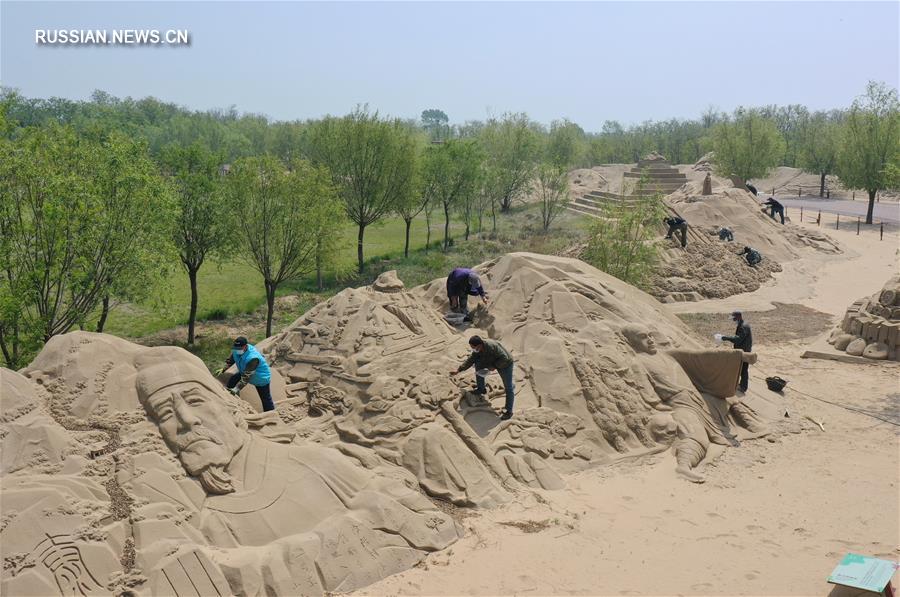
[775,197,900,224]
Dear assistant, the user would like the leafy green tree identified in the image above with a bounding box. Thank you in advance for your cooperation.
[224,156,341,337]
[306,108,417,273]
[535,163,570,232]
[480,113,541,214]
[395,146,429,258]
[0,124,174,367]
[421,108,450,141]
[711,108,786,184]
[547,119,587,168]
[798,111,841,197]
[581,191,665,287]
[836,81,900,224]
[159,142,227,345]
[422,140,482,251]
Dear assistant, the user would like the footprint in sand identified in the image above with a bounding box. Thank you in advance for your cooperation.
[691,582,714,591]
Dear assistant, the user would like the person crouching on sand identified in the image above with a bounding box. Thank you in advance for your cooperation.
[450,335,515,420]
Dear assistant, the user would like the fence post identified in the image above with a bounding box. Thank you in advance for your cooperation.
[852,191,855,201]
[800,206,803,222]
[836,214,839,229]
[817,210,821,226]
[857,216,860,235]
[880,222,884,241]
[826,189,830,199]
[798,186,802,197]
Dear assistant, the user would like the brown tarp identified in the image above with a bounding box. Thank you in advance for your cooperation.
[667,349,743,398]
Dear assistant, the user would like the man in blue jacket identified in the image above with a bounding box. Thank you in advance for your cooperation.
[217,336,275,411]
[446,267,489,322]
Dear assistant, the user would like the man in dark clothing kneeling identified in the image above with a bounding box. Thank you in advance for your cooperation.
[451,336,515,420]
[721,311,753,392]
[663,216,688,248]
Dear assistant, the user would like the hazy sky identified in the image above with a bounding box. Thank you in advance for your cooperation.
[2,1,898,130]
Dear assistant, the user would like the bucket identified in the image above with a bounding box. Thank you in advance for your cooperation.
[765,376,787,392]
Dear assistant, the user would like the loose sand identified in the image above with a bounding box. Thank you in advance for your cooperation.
[356,217,900,596]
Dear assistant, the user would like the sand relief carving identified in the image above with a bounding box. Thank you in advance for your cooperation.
[129,351,459,595]
[621,323,764,483]
[2,254,784,596]
[828,275,900,361]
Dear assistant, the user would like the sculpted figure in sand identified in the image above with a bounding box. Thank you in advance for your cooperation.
[622,324,740,483]
[133,352,458,595]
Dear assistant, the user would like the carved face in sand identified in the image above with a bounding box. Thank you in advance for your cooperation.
[136,358,247,494]
[648,413,678,443]
[622,323,657,355]
[144,382,244,475]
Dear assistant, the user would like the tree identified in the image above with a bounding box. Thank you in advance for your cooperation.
[421,108,449,142]
[797,111,841,197]
[547,119,587,168]
[0,124,174,367]
[581,190,666,288]
[306,108,417,273]
[535,163,570,232]
[159,142,226,345]
[480,113,541,213]
[395,147,428,258]
[225,156,340,337]
[422,140,482,251]
[710,108,786,184]
[836,81,900,224]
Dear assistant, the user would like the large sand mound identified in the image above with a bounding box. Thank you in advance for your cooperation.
[647,178,841,302]
[5,335,460,596]
[3,254,785,595]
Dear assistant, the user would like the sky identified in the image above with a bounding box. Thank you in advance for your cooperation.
[1,1,898,131]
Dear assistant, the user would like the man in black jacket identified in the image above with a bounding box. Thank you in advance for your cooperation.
[450,336,515,419]
[763,197,785,224]
[722,311,753,392]
[663,216,688,248]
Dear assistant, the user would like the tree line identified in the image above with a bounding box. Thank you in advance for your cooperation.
[0,96,580,368]
[1,82,897,367]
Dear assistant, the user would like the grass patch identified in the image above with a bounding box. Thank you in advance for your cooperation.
[114,204,593,366]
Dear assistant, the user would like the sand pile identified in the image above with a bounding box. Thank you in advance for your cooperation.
[259,253,779,494]
[568,167,608,197]
[3,334,460,596]
[646,178,842,302]
[2,254,786,596]
[825,275,900,360]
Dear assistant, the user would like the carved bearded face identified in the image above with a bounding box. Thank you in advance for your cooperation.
[143,382,245,494]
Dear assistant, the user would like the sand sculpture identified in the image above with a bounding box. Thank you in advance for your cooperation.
[1,254,784,595]
[827,276,900,361]
[258,253,778,491]
[2,337,459,596]
[648,177,842,302]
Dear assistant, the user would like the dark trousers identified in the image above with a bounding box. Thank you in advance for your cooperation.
[666,223,688,247]
[768,206,785,224]
[475,364,515,414]
[227,373,275,411]
[450,292,469,315]
[739,362,749,392]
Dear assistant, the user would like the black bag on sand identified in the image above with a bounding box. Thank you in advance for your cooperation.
[765,376,788,392]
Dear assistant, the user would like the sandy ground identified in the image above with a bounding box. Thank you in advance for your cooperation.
[665,219,899,316]
[355,213,900,596]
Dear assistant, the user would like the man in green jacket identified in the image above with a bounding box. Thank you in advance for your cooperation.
[450,335,515,420]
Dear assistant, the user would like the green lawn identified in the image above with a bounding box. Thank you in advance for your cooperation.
[105,205,594,346]
[105,212,470,338]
